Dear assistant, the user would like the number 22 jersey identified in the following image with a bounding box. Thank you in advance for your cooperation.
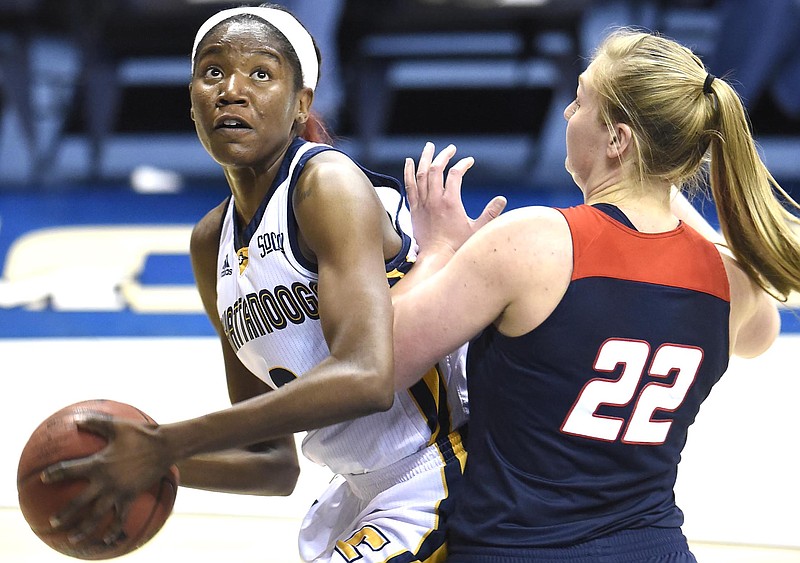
[449,203,731,550]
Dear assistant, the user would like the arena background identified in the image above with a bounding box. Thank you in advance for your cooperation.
[1,1,799,561]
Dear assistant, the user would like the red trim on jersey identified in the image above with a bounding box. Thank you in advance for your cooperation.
[559,205,731,302]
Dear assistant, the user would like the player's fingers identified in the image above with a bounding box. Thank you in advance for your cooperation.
[415,142,436,203]
[67,494,116,544]
[418,141,435,172]
[428,145,457,191]
[102,501,131,546]
[49,484,100,530]
[73,412,115,439]
[41,455,96,484]
[442,156,474,201]
[473,196,508,229]
[404,157,418,209]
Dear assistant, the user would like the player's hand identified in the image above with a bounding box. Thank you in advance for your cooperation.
[41,413,172,546]
[404,142,506,256]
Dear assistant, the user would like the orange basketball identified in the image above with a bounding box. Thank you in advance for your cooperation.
[16,399,179,560]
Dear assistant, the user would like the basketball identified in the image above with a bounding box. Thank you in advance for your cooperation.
[16,399,180,560]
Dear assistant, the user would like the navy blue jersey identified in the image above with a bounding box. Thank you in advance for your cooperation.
[449,204,730,552]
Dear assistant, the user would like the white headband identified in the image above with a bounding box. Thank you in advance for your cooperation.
[191,7,319,91]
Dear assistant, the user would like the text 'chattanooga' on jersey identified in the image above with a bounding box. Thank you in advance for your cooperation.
[221,281,320,351]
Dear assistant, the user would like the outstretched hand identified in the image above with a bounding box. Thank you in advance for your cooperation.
[404,143,506,256]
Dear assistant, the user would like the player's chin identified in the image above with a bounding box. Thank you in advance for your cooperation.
[210,146,264,169]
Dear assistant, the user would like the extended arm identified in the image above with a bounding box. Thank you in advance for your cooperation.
[391,145,567,391]
[43,152,398,541]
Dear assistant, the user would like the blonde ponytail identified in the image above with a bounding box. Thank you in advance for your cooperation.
[592,28,800,300]
[707,78,800,300]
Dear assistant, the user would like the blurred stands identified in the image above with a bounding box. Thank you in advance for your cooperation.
[0,0,226,186]
[0,0,43,184]
[337,0,592,185]
[1,0,799,190]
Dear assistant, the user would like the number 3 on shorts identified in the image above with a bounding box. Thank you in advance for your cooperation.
[334,525,391,562]
[561,339,702,444]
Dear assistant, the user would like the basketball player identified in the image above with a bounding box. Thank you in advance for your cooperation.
[392,30,800,562]
[41,5,502,562]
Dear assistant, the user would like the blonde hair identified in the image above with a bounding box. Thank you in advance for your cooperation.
[590,28,800,300]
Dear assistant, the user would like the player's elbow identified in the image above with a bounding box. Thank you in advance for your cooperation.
[366,377,396,413]
[357,365,396,413]
[269,462,300,496]
[251,447,300,496]
[734,314,781,359]
[733,294,781,359]
[375,386,396,412]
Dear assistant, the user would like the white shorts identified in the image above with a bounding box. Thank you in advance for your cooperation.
[298,430,466,563]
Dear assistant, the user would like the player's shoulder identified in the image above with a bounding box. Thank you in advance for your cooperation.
[297,149,371,197]
[464,205,572,281]
[481,205,570,245]
[190,198,229,259]
[502,205,568,224]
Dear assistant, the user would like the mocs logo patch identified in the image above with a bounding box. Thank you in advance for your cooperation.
[237,247,249,274]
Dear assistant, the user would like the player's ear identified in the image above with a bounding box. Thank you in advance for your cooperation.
[189,84,195,122]
[607,123,632,159]
[295,87,313,124]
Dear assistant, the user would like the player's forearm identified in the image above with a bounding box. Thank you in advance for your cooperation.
[159,357,392,464]
[392,246,455,299]
[176,445,299,496]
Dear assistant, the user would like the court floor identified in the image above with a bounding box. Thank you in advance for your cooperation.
[3,508,800,563]
[3,336,800,562]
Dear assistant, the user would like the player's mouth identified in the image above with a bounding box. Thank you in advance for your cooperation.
[214,115,253,130]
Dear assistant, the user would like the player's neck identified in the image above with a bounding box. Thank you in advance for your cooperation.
[587,181,677,233]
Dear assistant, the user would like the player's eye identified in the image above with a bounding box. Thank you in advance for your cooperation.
[252,68,270,81]
[204,66,223,79]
